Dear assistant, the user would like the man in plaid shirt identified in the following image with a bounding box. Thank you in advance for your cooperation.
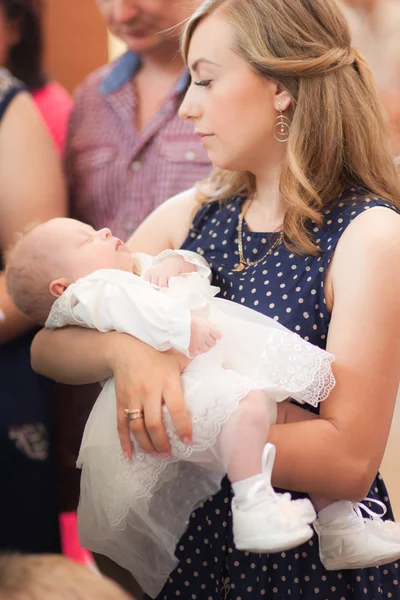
[66,0,211,241]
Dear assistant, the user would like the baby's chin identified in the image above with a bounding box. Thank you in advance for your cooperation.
[116,252,136,274]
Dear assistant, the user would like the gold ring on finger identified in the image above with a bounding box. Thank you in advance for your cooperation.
[124,408,144,421]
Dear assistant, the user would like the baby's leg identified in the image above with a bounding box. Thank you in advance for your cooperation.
[222,390,273,483]
[226,391,317,553]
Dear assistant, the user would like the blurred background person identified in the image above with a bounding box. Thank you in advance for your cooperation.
[0,554,134,600]
[66,0,211,241]
[0,68,66,552]
[340,0,400,153]
[0,0,73,153]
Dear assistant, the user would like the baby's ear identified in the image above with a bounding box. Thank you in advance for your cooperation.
[49,278,70,298]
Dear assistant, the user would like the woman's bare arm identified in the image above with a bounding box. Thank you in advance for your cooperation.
[0,92,66,344]
[31,327,191,458]
[127,187,201,254]
[269,207,400,500]
[31,327,114,385]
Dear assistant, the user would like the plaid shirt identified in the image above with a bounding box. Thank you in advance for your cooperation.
[66,52,212,241]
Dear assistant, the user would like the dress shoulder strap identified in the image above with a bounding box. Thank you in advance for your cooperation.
[0,68,25,123]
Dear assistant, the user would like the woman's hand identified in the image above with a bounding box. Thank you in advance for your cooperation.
[107,333,192,459]
[32,327,192,459]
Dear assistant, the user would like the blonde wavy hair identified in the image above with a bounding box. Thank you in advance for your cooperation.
[181,0,400,254]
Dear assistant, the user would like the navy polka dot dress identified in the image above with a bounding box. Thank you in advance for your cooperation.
[153,188,400,600]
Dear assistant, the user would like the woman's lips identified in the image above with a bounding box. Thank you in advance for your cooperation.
[196,132,215,145]
[196,131,214,138]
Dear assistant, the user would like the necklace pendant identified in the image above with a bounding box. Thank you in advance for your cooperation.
[233,262,246,272]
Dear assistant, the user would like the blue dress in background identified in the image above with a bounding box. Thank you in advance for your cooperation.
[0,68,60,553]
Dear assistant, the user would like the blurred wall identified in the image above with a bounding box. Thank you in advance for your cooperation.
[108,32,127,61]
[43,0,108,94]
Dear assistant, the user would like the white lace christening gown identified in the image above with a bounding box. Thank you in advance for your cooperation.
[46,250,335,598]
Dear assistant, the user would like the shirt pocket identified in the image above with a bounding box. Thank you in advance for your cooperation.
[68,145,120,220]
[159,137,210,165]
[72,145,117,172]
[155,136,212,204]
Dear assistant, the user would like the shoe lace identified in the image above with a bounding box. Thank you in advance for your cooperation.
[248,443,292,504]
[352,498,387,521]
[352,499,400,535]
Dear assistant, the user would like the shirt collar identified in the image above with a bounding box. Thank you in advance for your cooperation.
[100,51,190,96]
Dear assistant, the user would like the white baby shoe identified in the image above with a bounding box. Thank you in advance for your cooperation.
[232,443,316,553]
[314,498,400,570]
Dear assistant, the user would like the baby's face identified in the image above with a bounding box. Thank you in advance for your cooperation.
[44,218,134,281]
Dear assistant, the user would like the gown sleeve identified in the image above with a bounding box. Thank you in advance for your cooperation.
[45,269,193,356]
[135,249,212,280]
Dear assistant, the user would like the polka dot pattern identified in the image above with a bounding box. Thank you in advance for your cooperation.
[150,189,400,599]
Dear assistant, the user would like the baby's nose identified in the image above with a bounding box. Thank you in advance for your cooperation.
[97,228,112,239]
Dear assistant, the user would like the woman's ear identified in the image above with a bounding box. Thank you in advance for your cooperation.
[49,278,70,298]
[275,89,292,112]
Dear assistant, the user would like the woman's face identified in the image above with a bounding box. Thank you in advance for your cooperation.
[179,12,289,175]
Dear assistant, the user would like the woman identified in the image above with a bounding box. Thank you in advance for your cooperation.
[0,67,66,552]
[32,0,400,597]
[0,0,72,153]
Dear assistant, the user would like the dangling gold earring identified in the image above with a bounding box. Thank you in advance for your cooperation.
[273,102,290,143]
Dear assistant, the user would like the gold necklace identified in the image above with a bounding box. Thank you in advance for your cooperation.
[233,200,284,272]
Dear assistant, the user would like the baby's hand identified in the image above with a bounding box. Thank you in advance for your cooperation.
[144,255,197,287]
[189,316,222,357]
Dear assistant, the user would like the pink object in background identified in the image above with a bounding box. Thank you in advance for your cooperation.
[59,512,97,570]
[32,81,73,154]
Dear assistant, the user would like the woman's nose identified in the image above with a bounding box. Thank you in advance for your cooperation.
[179,88,201,121]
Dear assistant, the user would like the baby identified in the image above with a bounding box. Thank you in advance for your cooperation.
[6,218,400,598]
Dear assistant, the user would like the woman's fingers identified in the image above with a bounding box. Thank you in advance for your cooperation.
[163,376,192,444]
[116,404,134,459]
[112,339,191,455]
[129,413,160,455]
[131,392,171,455]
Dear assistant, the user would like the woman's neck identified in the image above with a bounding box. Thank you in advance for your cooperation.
[246,164,286,233]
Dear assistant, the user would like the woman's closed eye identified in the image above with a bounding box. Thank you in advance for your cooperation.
[193,80,212,88]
